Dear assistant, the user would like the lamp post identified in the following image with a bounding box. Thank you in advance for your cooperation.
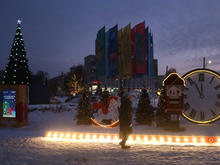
[203,57,211,69]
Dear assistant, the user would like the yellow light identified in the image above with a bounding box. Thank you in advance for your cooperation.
[47,133,52,137]
[72,134,76,139]
[86,134,90,139]
[176,138,180,142]
[53,133,58,138]
[45,132,220,146]
[144,137,148,141]
[159,137,164,142]
[184,138,188,142]
[93,135,97,140]
[59,134,64,138]
[99,135,104,140]
[192,138,197,142]
[168,137,172,142]
[152,137,156,142]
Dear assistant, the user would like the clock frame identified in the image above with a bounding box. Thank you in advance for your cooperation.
[182,68,220,124]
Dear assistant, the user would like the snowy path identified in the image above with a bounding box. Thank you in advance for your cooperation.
[1,98,220,164]
[1,133,220,165]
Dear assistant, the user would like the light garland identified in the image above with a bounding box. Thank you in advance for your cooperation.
[45,131,220,145]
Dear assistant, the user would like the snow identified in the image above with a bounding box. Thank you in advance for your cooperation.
[1,97,220,164]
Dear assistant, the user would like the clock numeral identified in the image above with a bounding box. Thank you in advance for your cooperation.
[198,73,204,82]
[215,102,220,107]
[184,87,189,91]
[210,109,217,117]
[189,109,197,118]
[217,94,220,99]
[200,111,205,120]
[184,94,187,99]
[210,76,215,84]
[215,84,220,90]
[187,77,194,86]
[184,102,190,112]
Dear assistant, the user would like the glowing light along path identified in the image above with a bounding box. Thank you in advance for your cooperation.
[90,118,119,128]
[45,131,220,145]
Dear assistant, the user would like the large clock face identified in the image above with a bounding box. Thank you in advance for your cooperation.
[182,68,220,124]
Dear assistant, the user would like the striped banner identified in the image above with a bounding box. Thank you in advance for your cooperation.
[95,26,106,76]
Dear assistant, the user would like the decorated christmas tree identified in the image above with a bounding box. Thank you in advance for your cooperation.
[101,88,110,108]
[76,87,93,125]
[135,88,154,125]
[155,87,170,127]
[2,19,31,85]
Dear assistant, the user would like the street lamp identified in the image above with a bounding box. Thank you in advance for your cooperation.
[203,57,211,68]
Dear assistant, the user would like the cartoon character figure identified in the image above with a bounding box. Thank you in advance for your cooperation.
[8,107,12,115]
[92,96,120,125]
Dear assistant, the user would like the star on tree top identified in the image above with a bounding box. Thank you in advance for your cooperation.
[17,18,22,24]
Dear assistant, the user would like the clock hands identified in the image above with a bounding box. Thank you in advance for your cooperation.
[194,82,204,99]
[200,83,204,98]
[194,82,201,95]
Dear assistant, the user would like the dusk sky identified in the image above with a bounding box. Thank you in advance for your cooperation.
[1,0,220,78]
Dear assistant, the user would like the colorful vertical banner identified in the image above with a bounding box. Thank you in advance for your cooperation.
[134,21,146,75]
[131,27,136,76]
[118,29,123,77]
[122,23,132,76]
[105,31,110,77]
[95,26,106,76]
[149,32,154,77]
[145,27,149,76]
[108,24,118,77]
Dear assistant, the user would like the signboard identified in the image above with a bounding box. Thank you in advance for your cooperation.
[0,85,28,127]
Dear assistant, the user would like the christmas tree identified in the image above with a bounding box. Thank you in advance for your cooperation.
[2,19,31,85]
[101,88,110,108]
[76,87,93,125]
[155,87,170,127]
[135,88,154,125]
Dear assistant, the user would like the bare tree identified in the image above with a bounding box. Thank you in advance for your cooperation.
[67,73,85,94]
[31,71,50,84]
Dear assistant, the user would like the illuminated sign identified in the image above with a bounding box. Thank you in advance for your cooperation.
[2,89,16,118]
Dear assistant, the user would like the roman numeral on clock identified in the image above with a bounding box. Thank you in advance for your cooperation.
[189,109,197,118]
[215,84,220,90]
[210,76,215,84]
[187,77,194,85]
[200,111,205,120]
[198,73,204,82]
[184,87,189,91]
[184,102,190,112]
[210,109,216,117]
[215,102,220,107]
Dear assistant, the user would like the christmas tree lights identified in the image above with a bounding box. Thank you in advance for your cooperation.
[2,19,31,85]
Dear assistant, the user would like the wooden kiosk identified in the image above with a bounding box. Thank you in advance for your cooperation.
[0,85,28,127]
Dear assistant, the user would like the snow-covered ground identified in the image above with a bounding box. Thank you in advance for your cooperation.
[1,97,220,165]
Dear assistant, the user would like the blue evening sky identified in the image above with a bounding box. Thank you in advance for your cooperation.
[0,0,220,78]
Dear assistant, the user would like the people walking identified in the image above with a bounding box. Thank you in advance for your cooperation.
[118,92,133,149]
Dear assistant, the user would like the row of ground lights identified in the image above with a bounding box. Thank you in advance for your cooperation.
[45,132,220,144]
